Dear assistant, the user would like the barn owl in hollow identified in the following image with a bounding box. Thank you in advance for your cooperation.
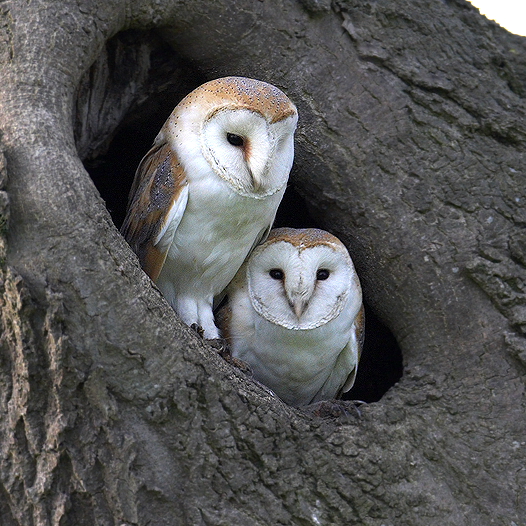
[121,77,298,339]
[218,228,364,407]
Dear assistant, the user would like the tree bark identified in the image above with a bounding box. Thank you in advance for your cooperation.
[1,0,525,524]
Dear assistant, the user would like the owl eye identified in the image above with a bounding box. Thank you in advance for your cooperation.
[269,268,284,280]
[316,269,330,281]
[226,133,244,147]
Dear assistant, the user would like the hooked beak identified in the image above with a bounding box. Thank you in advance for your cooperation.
[247,166,263,192]
[286,290,311,320]
[293,298,308,319]
[244,141,267,193]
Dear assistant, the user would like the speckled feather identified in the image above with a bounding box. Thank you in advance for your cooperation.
[264,227,346,250]
[120,142,187,281]
[172,76,297,125]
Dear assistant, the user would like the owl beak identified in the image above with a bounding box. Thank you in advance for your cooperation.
[286,274,314,320]
[286,290,310,319]
[293,299,308,319]
[248,166,263,192]
[244,142,265,192]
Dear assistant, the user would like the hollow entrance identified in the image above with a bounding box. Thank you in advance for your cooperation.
[79,30,403,404]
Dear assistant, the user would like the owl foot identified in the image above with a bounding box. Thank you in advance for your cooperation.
[302,399,366,421]
[217,346,253,375]
[190,323,205,338]
[206,337,228,353]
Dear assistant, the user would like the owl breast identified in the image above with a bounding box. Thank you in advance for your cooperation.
[232,292,357,406]
[156,170,284,302]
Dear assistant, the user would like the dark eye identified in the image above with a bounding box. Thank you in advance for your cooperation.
[269,268,284,280]
[227,133,244,147]
[316,269,330,281]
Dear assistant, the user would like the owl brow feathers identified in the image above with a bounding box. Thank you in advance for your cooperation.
[263,227,348,252]
[177,77,297,124]
[203,104,296,126]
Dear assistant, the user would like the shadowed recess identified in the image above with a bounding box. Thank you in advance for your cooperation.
[79,29,403,404]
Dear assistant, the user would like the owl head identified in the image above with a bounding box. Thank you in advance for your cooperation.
[160,77,298,198]
[246,228,363,330]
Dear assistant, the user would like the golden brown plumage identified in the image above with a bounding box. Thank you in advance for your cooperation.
[121,142,188,281]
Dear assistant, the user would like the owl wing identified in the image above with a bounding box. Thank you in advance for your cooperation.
[120,140,189,282]
[337,305,365,396]
[214,300,233,341]
[250,223,273,254]
[313,305,365,403]
[215,263,258,345]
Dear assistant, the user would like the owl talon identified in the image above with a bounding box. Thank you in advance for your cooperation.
[206,337,228,353]
[302,399,366,421]
[230,356,253,375]
[218,346,253,375]
[190,323,205,338]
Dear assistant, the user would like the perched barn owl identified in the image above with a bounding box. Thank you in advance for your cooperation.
[218,227,364,407]
[121,77,298,339]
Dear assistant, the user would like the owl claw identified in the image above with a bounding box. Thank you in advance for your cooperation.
[302,399,366,421]
[206,337,228,353]
[217,345,253,375]
[190,323,205,338]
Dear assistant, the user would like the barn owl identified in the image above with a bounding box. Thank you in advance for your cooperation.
[121,77,298,339]
[218,228,364,407]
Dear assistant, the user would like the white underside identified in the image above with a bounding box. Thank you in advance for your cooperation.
[156,172,284,339]
[228,286,360,406]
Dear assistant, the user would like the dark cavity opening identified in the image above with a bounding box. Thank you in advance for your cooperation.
[76,29,206,229]
[79,30,403,404]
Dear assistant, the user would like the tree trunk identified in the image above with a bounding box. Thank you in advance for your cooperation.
[1,0,525,524]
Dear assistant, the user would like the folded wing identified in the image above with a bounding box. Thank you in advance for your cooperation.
[120,141,189,282]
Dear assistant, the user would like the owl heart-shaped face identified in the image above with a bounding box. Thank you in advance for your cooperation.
[200,107,297,198]
[247,230,362,330]
[164,77,298,199]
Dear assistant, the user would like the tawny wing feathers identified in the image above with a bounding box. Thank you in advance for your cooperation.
[120,141,189,282]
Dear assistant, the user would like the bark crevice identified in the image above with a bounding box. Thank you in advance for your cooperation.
[1,0,525,524]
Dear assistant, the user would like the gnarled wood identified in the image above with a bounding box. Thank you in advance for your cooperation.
[0,0,525,524]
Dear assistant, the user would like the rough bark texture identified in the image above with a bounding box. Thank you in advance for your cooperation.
[1,0,525,525]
